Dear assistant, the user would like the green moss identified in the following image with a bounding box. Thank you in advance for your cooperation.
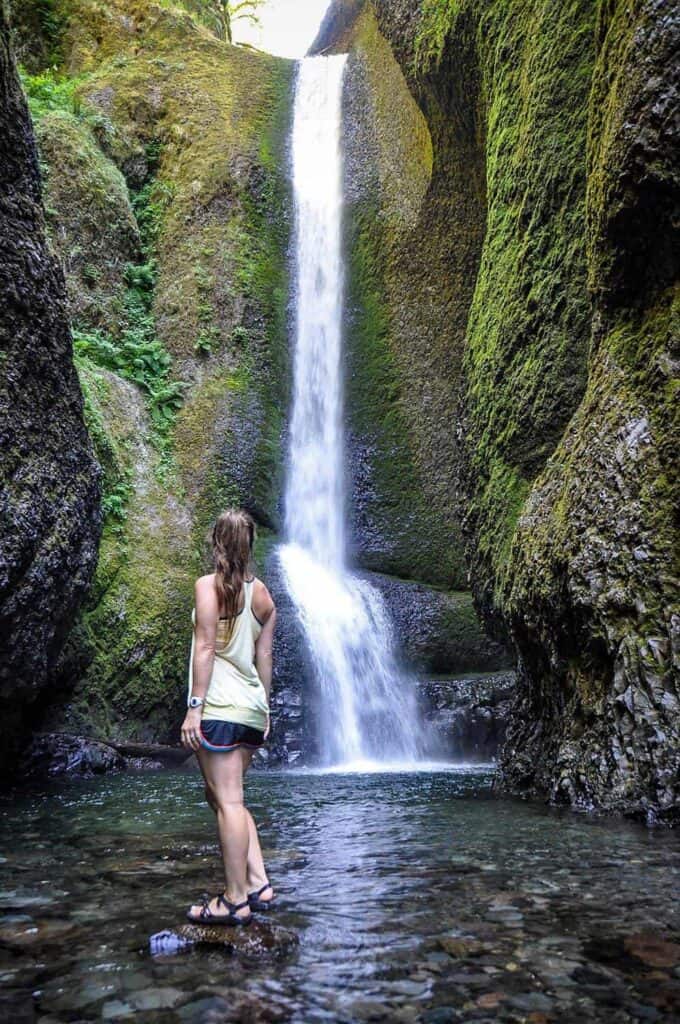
[29,0,295,742]
[341,6,473,588]
[456,0,596,614]
[413,0,461,73]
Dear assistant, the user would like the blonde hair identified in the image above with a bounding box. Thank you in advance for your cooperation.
[211,508,255,643]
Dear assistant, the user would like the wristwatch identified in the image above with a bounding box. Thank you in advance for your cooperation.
[187,695,204,709]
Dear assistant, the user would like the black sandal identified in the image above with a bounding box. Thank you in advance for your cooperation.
[247,882,276,911]
[186,893,253,926]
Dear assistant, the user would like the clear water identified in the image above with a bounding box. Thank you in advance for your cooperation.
[1,768,679,1022]
[279,55,423,767]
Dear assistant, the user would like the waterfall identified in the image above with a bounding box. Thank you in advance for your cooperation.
[278,55,424,768]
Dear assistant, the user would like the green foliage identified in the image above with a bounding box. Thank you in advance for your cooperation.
[20,67,81,118]
[31,0,67,66]
[230,324,248,346]
[131,177,175,256]
[180,0,267,42]
[101,471,134,533]
[74,325,185,431]
[413,0,461,73]
[20,67,117,148]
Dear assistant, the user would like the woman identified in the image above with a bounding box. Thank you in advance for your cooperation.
[180,508,277,926]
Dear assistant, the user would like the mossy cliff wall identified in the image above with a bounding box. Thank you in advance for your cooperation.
[334,5,482,588]
[316,0,679,820]
[8,0,294,748]
[0,0,101,773]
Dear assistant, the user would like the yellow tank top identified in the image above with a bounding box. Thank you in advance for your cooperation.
[187,578,268,730]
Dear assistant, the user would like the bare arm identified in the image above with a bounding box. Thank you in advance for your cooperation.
[181,577,218,751]
[255,605,276,703]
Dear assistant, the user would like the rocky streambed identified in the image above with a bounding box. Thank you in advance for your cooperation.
[1,767,679,1023]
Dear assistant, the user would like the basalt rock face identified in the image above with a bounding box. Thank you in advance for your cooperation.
[336,4,481,589]
[316,0,679,820]
[0,1,101,776]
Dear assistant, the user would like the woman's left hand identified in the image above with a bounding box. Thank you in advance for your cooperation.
[181,708,203,751]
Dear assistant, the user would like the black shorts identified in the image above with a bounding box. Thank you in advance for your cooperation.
[199,719,265,752]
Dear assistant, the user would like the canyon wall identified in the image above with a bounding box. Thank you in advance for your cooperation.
[0,0,101,773]
[315,0,679,821]
[6,0,295,752]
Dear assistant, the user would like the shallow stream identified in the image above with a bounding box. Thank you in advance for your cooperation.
[1,766,679,1022]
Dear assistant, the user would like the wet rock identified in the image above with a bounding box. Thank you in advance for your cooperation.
[348,999,394,1021]
[123,757,164,771]
[263,550,312,767]
[174,919,299,959]
[0,4,101,779]
[366,573,510,676]
[0,917,78,950]
[19,733,125,778]
[101,1000,134,1021]
[419,673,515,760]
[111,742,193,767]
[127,987,185,1012]
[318,0,680,823]
[624,932,680,968]
[507,992,554,1013]
[438,936,486,958]
[476,991,505,1009]
[177,987,290,1022]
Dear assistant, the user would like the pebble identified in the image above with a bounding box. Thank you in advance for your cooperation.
[127,987,185,1011]
[101,999,134,1020]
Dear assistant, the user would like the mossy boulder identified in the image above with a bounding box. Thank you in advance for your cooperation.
[35,108,140,330]
[43,362,195,742]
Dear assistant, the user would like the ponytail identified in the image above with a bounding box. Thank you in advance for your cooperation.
[211,508,255,643]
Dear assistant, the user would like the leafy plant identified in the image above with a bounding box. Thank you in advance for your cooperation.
[101,472,134,533]
[74,327,187,434]
[20,68,81,118]
[194,327,221,356]
[184,0,268,43]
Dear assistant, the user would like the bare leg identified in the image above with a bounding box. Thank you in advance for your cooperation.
[189,747,251,920]
[240,748,275,903]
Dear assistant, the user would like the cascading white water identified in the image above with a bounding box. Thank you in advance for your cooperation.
[278,55,424,768]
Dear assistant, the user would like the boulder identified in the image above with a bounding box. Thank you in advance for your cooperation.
[19,733,125,778]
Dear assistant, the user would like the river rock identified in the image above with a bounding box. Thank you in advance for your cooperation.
[177,987,291,1023]
[0,917,78,950]
[19,733,125,778]
[624,932,680,969]
[174,919,299,959]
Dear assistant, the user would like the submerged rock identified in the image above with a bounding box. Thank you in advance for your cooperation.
[0,916,78,950]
